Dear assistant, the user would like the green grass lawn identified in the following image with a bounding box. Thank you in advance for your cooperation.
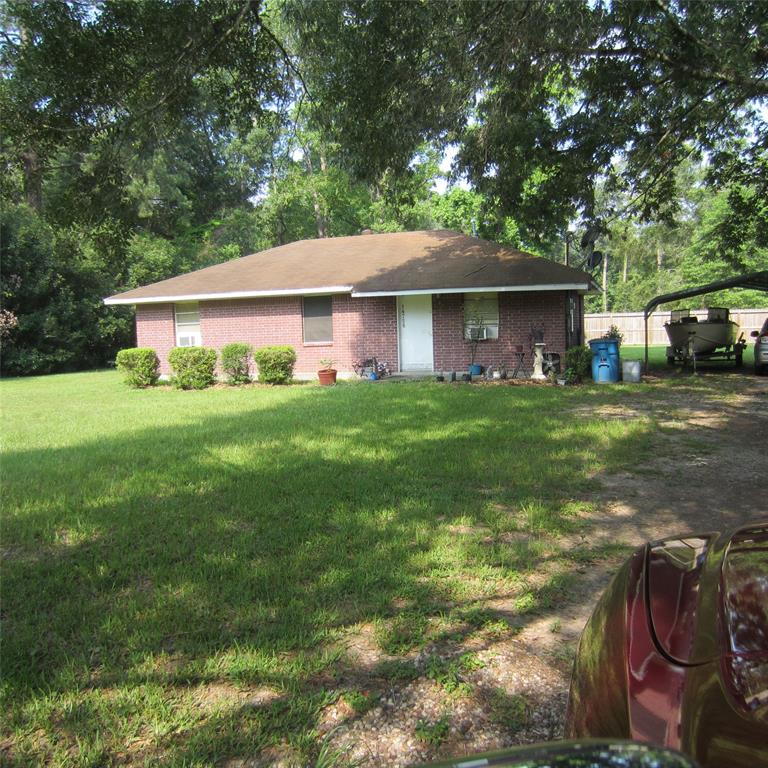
[622,343,757,370]
[1,371,658,766]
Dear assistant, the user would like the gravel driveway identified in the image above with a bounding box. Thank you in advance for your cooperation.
[310,372,768,768]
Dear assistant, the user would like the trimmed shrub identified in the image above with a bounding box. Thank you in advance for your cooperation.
[565,345,592,382]
[253,345,296,384]
[221,342,252,385]
[168,346,217,390]
[116,348,160,388]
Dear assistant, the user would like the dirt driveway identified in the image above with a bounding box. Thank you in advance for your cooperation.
[317,372,768,768]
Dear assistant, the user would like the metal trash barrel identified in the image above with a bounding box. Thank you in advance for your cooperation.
[622,359,641,383]
[589,339,620,383]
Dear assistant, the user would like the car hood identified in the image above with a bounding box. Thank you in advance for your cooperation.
[647,523,768,666]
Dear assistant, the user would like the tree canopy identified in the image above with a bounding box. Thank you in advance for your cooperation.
[286,0,768,238]
[1,0,766,375]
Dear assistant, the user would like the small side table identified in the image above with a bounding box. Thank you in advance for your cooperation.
[510,351,525,379]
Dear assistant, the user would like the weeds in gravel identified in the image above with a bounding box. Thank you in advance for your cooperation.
[374,660,420,683]
[415,716,451,747]
[425,653,484,696]
[342,690,379,716]
[315,728,360,768]
[375,612,429,655]
[487,689,529,731]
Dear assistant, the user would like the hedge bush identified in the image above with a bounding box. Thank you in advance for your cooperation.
[565,344,593,382]
[115,348,160,388]
[168,346,217,390]
[253,345,296,384]
[221,342,252,385]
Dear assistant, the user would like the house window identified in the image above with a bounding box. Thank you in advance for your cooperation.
[303,296,333,343]
[464,292,499,339]
[175,302,201,347]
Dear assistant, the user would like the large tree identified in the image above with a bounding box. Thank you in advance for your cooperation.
[0,0,295,375]
[0,0,290,213]
[285,0,768,241]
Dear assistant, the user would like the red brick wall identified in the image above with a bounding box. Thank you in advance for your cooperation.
[135,304,176,376]
[137,295,398,376]
[432,291,567,374]
[135,291,571,377]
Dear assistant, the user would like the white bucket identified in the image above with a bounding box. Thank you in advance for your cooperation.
[622,359,641,383]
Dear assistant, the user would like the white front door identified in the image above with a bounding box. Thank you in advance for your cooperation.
[398,294,434,371]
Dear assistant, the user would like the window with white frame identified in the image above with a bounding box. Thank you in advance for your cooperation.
[464,292,499,340]
[303,295,333,343]
[175,302,201,347]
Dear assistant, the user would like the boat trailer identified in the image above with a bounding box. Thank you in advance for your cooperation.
[666,335,747,370]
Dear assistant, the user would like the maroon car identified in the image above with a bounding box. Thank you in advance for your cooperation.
[566,522,768,766]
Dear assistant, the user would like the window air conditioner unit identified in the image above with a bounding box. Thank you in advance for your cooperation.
[465,326,488,341]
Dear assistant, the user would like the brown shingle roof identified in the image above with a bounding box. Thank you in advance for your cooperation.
[104,230,593,304]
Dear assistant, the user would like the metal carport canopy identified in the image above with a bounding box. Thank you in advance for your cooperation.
[643,270,768,372]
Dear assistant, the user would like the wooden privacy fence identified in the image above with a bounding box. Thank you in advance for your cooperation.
[585,308,767,346]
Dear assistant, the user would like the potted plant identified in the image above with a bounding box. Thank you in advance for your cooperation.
[561,367,577,386]
[318,358,337,386]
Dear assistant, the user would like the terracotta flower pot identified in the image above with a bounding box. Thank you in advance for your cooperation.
[318,368,337,386]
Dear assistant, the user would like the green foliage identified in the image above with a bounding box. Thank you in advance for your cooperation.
[425,653,484,696]
[565,346,592,383]
[415,716,451,747]
[288,1,768,239]
[221,343,253,385]
[115,348,159,388]
[487,689,529,730]
[374,660,420,682]
[2,0,287,208]
[375,612,428,655]
[342,690,378,715]
[603,325,624,346]
[124,233,180,289]
[0,205,131,376]
[168,346,217,390]
[586,161,768,313]
[253,345,297,384]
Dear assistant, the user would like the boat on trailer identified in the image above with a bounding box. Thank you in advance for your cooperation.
[665,307,745,366]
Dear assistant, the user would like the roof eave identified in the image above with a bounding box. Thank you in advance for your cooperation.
[103,285,355,306]
[104,281,595,306]
[351,283,592,298]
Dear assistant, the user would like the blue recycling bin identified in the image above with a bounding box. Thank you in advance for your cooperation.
[589,339,620,383]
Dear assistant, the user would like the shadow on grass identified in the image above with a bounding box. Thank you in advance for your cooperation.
[2,381,659,764]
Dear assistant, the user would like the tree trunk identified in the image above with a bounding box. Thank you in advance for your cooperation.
[304,151,327,238]
[22,148,42,211]
[622,253,628,283]
[602,252,609,312]
[656,246,664,270]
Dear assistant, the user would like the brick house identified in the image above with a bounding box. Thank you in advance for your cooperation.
[105,230,593,378]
